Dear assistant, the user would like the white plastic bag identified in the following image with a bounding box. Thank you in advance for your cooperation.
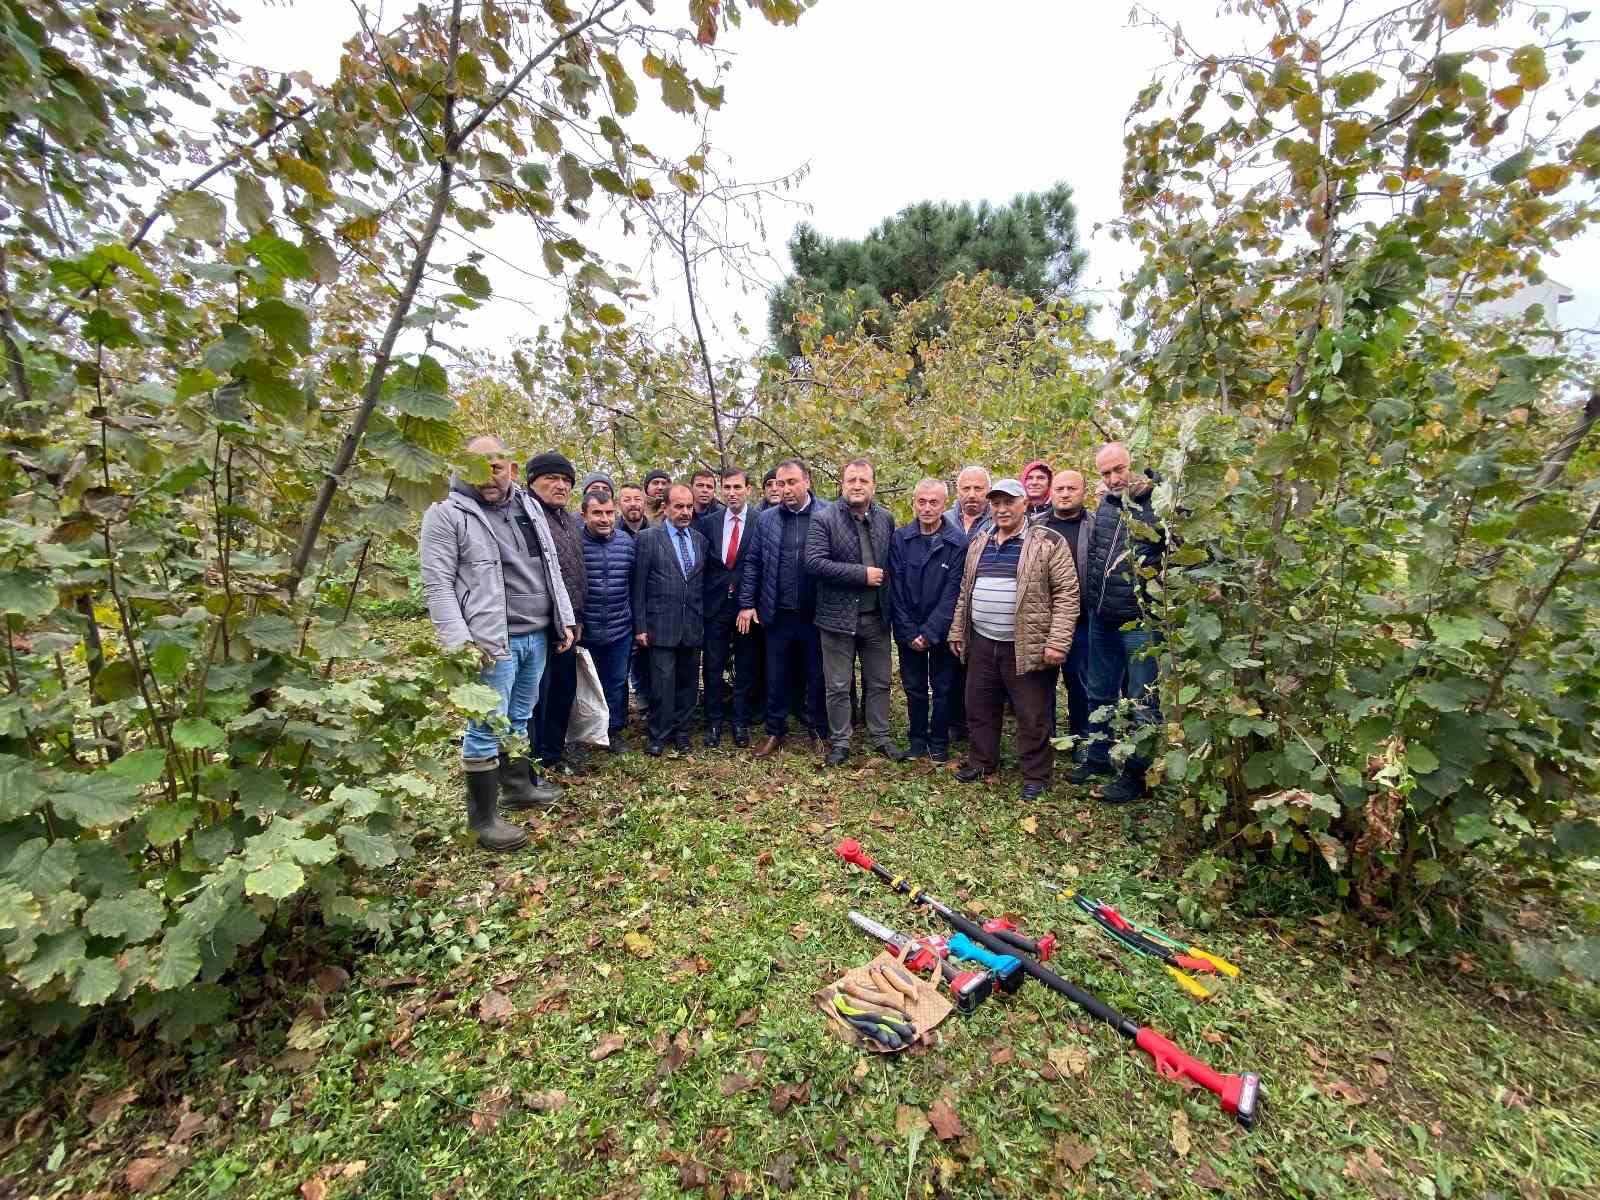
[568,646,610,748]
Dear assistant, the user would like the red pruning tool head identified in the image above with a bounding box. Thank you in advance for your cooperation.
[834,839,873,869]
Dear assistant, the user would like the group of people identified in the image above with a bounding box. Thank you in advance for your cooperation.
[420,438,1165,852]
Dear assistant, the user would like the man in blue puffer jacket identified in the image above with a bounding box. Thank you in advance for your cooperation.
[579,490,636,754]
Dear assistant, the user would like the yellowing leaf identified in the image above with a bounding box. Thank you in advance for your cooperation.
[1526,163,1570,194]
[275,155,333,202]
[1171,1107,1192,1157]
[622,930,655,958]
[1019,815,1038,835]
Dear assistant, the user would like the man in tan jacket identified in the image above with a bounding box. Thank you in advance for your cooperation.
[948,478,1080,801]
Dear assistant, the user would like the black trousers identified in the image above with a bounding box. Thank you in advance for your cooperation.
[534,641,577,765]
[647,644,700,743]
[703,604,758,729]
[763,608,825,737]
[899,641,958,754]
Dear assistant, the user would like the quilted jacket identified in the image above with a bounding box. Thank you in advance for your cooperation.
[950,522,1080,675]
[579,526,635,646]
[1082,471,1165,625]
[803,496,896,636]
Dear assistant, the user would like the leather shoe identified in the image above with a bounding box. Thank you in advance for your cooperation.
[954,763,996,783]
[704,725,722,748]
[1020,783,1047,802]
[753,734,784,759]
[1066,760,1113,785]
[607,733,630,755]
[732,725,750,749]
[674,733,693,754]
[825,745,849,766]
[1099,770,1149,805]
[875,742,911,762]
[645,741,665,757]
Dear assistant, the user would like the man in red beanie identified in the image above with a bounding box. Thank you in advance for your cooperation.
[1020,460,1054,521]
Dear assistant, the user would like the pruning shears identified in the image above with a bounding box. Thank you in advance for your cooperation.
[1042,880,1239,999]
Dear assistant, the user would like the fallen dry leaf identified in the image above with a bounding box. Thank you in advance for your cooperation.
[771,1151,798,1192]
[312,965,350,994]
[1171,1108,1192,1157]
[469,1087,510,1134]
[478,990,515,1025]
[926,1098,965,1141]
[719,1073,755,1097]
[524,1089,569,1112]
[1190,1160,1226,1190]
[589,1032,626,1061]
[1055,1138,1096,1172]
[1019,815,1038,834]
[89,1085,140,1127]
[623,931,655,959]
[770,1080,811,1115]
[734,1007,758,1029]
[1202,1029,1224,1045]
[895,1104,930,1138]
[125,1156,184,1194]
[1322,1078,1369,1106]
[677,1158,709,1188]
[1046,1044,1091,1079]
[1344,1146,1392,1186]
[300,1177,328,1200]
[989,1045,1014,1066]
[169,1106,205,1147]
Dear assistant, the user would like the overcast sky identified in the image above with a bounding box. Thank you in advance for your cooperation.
[221,1,1600,359]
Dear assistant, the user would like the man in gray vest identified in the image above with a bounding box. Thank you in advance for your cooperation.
[420,436,576,851]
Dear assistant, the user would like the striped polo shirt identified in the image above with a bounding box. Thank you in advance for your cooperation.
[970,533,1023,642]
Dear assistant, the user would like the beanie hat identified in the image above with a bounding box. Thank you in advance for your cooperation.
[526,450,576,484]
[643,468,671,488]
[761,468,778,486]
[580,470,615,494]
[1020,459,1053,484]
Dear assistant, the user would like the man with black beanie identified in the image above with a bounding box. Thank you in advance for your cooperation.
[526,451,587,778]
[643,469,671,525]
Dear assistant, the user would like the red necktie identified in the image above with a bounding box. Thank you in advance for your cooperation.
[725,513,741,569]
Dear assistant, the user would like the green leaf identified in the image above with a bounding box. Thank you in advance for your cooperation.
[657,62,696,114]
[339,824,400,869]
[0,570,58,618]
[246,231,314,280]
[594,303,627,326]
[238,613,302,653]
[1333,70,1381,105]
[84,890,165,943]
[151,927,202,990]
[533,116,562,154]
[384,354,452,419]
[0,755,47,821]
[245,859,305,900]
[453,264,492,299]
[235,173,273,233]
[15,931,85,989]
[145,803,198,847]
[368,430,447,482]
[450,682,504,716]
[1452,812,1497,845]
[171,718,225,751]
[71,956,122,1006]
[307,619,369,660]
[54,772,140,827]
[1405,742,1440,774]
[3,838,76,893]
[149,642,191,683]
[1429,616,1481,647]
[92,659,140,702]
[241,298,311,353]
[1559,937,1600,981]
[1491,147,1533,186]
[169,190,226,242]
[1509,44,1550,89]
[558,154,593,202]
[1415,677,1475,712]
[1553,818,1600,857]
[541,242,566,276]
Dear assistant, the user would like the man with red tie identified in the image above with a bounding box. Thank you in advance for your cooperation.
[696,466,757,748]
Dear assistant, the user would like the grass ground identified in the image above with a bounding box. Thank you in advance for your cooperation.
[2,621,1597,1200]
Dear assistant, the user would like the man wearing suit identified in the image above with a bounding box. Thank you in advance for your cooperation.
[632,484,709,756]
[696,466,756,748]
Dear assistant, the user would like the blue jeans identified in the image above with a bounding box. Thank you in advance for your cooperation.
[584,638,632,736]
[462,631,548,761]
[1083,618,1160,771]
[763,609,825,737]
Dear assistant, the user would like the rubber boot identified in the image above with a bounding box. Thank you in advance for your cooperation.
[465,759,528,851]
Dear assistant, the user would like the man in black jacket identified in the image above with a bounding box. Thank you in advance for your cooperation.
[1070,443,1167,804]
[888,479,967,762]
[632,485,709,756]
[696,466,756,748]
[1034,468,1094,748]
[805,458,909,766]
[738,459,827,758]
[526,450,585,784]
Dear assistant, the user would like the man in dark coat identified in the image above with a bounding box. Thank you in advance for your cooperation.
[1033,468,1094,749]
[888,478,967,762]
[1071,443,1167,804]
[526,450,585,782]
[632,485,708,756]
[579,490,635,754]
[696,466,756,748]
[737,458,826,757]
[691,468,725,520]
[805,457,908,766]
